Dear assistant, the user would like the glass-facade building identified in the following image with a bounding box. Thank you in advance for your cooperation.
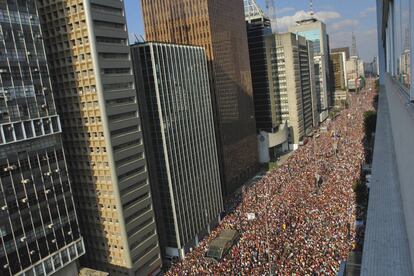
[131,42,223,260]
[289,19,331,122]
[382,0,412,93]
[245,1,276,133]
[0,0,84,275]
[141,0,259,196]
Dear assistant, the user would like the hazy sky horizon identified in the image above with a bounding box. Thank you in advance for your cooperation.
[124,0,378,62]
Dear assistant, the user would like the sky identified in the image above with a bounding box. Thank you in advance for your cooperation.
[124,0,378,62]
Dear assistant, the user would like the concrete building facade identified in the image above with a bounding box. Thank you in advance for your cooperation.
[347,56,365,91]
[331,52,347,91]
[141,0,259,196]
[266,33,318,148]
[0,1,84,275]
[131,42,223,260]
[361,0,414,274]
[332,47,350,60]
[289,18,331,122]
[37,1,162,275]
[330,51,348,104]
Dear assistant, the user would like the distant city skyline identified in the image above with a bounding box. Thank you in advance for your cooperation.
[125,0,378,62]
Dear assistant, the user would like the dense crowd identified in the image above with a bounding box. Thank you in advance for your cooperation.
[167,81,376,275]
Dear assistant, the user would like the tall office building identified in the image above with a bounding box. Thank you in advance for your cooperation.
[131,42,223,260]
[330,51,348,103]
[266,33,318,147]
[289,17,331,122]
[37,1,161,275]
[0,1,84,275]
[346,56,365,91]
[245,0,275,133]
[244,1,289,163]
[141,0,259,196]
[332,47,350,61]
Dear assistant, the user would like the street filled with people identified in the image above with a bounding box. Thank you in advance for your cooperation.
[167,81,376,275]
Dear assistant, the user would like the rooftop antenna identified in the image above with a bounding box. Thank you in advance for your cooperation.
[351,30,358,57]
[310,0,314,17]
[265,0,277,33]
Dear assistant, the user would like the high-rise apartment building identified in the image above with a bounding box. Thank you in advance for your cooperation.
[289,18,331,122]
[141,0,259,196]
[0,1,84,275]
[131,42,223,260]
[266,33,318,147]
[37,1,161,275]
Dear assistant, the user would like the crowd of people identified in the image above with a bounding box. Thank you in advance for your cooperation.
[166,81,376,275]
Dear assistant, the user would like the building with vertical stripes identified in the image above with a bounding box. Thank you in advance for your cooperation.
[0,0,84,275]
[266,33,318,148]
[289,18,332,122]
[245,0,275,133]
[131,42,223,260]
[141,0,259,197]
[37,1,161,275]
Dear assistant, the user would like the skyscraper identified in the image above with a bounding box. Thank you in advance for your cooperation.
[332,47,350,60]
[330,52,348,104]
[267,33,318,147]
[131,42,223,260]
[37,1,161,275]
[141,0,259,196]
[0,1,84,275]
[289,18,331,122]
[245,0,276,133]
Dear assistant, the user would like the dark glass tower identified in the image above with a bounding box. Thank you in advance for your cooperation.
[0,1,84,275]
[132,42,223,260]
[142,0,259,196]
[245,3,276,133]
